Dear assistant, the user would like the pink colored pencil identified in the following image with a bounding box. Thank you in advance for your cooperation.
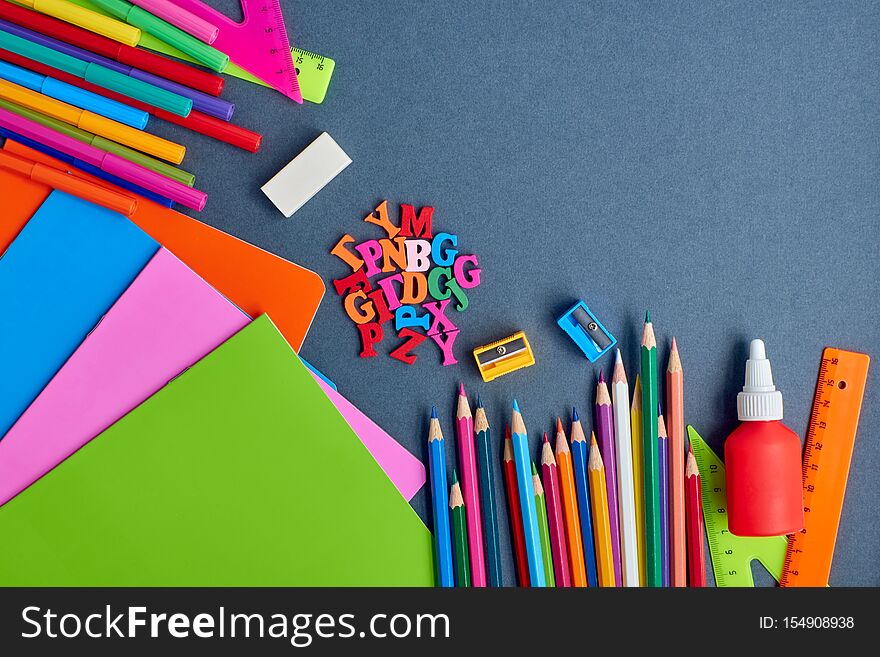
[667,337,686,587]
[456,383,486,586]
[595,371,621,586]
[541,433,571,587]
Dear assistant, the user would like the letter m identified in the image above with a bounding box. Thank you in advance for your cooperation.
[398,204,434,238]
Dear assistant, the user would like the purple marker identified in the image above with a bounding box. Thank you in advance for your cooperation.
[0,19,233,121]
[595,371,621,586]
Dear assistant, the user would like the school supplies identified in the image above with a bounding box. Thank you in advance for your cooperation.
[0,146,134,213]
[570,409,598,587]
[641,311,662,586]
[595,372,621,586]
[475,397,503,587]
[0,146,324,350]
[0,78,184,162]
[611,350,639,586]
[450,473,471,587]
[502,425,530,586]
[474,331,535,381]
[17,0,141,45]
[261,132,350,217]
[555,419,587,587]
[0,58,146,127]
[456,384,486,587]
[588,433,615,587]
[557,299,616,362]
[512,400,546,586]
[0,108,205,208]
[532,461,555,587]
[542,435,571,587]
[129,0,217,43]
[0,190,157,437]
[780,348,870,587]
[291,48,335,104]
[0,0,224,94]
[0,27,192,116]
[630,376,646,586]
[428,407,454,587]
[685,446,706,587]
[0,247,246,505]
[658,407,670,587]
[0,317,435,585]
[667,338,686,587]
[688,426,787,587]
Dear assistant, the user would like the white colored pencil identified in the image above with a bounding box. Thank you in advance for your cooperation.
[612,349,640,586]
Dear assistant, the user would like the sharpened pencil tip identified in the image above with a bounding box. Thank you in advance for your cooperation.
[645,310,651,323]
[572,406,579,422]
[598,370,605,383]
[452,469,458,483]
[556,417,563,432]
[476,393,482,408]
[431,405,437,419]
[543,432,549,444]
[531,461,538,475]
[671,336,678,351]
[512,399,520,413]
[615,347,622,363]
[458,382,465,396]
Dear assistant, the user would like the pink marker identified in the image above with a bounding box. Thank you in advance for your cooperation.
[0,107,207,211]
[129,0,219,44]
[456,383,486,586]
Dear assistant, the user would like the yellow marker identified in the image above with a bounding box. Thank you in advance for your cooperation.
[15,0,141,46]
[473,331,535,382]
[0,79,184,163]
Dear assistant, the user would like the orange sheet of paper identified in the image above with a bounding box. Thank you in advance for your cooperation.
[0,140,324,351]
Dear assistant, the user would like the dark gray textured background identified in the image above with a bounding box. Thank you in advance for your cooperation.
[164,1,878,586]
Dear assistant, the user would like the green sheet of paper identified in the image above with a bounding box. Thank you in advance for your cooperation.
[0,315,433,586]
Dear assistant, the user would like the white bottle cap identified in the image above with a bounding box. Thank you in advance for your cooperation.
[737,339,784,421]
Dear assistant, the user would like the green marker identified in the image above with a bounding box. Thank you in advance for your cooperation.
[533,462,555,587]
[86,0,228,72]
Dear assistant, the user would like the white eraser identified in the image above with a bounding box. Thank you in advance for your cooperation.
[261,132,352,217]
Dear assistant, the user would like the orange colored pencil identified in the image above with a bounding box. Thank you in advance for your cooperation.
[667,337,686,587]
[685,446,706,587]
[554,418,587,587]
[588,432,615,587]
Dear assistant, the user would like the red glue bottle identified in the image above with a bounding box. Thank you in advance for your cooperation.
[725,339,804,537]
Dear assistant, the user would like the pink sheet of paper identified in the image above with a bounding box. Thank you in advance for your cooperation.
[311,376,426,501]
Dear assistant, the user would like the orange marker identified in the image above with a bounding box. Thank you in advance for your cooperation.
[554,418,587,587]
[0,149,136,215]
[667,338,686,587]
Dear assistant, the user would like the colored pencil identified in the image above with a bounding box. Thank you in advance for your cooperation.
[542,434,571,586]
[427,406,453,587]
[685,445,706,587]
[511,400,545,586]
[502,424,529,586]
[588,433,615,587]
[667,337,686,587]
[554,418,587,587]
[658,406,670,587]
[0,48,259,151]
[16,0,141,46]
[595,371,621,586]
[0,1,224,95]
[612,350,639,586]
[532,461,554,587]
[450,473,470,587]
[570,408,598,587]
[128,0,218,44]
[641,311,661,587]
[456,384,485,587]
[630,375,646,586]
[474,396,503,587]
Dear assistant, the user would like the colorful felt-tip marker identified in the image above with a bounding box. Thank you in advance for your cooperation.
[427,406,454,587]
[511,400,546,587]
[15,0,142,46]
[128,0,218,44]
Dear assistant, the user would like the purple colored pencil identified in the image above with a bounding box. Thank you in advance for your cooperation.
[595,372,621,586]
[0,19,233,120]
[658,407,670,587]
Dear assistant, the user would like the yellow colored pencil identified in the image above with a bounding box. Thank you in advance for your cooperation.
[588,432,615,587]
[631,375,646,586]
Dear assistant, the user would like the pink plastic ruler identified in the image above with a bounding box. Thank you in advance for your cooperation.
[170,0,301,102]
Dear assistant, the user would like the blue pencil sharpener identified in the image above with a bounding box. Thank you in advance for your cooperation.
[557,300,616,362]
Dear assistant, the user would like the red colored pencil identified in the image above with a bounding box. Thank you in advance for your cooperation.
[541,433,571,587]
[502,424,529,586]
[0,49,261,152]
[0,1,223,96]
[685,446,706,587]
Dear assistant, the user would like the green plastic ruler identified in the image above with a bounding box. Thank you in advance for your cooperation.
[688,426,788,587]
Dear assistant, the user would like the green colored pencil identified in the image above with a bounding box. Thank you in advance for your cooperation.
[641,311,662,587]
[450,473,471,587]
[475,396,503,586]
[532,461,555,587]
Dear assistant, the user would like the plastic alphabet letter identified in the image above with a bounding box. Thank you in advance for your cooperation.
[333,269,373,297]
[363,200,400,238]
[354,240,385,277]
[376,273,404,311]
[423,299,458,336]
[358,322,384,358]
[404,239,432,272]
[453,254,482,289]
[379,237,408,272]
[395,305,431,332]
[431,232,459,267]
[343,290,376,324]
[400,272,428,305]
[330,234,364,272]
[430,330,459,366]
[398,204,434,238]
[390,328,427,365]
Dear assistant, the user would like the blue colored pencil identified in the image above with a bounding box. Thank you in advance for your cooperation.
[570,407,599,587]
[511,400,546,587]
[474,396,503,586]
[428,406,454,587]
[658,405,670,587]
